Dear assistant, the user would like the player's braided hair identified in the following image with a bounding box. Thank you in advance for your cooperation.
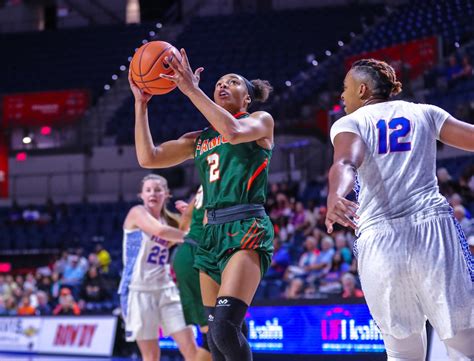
[351,59,402,99]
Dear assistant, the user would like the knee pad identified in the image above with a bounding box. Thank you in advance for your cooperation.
[210,296,251,359]
[210,318,242,353]
[241,319,249,339]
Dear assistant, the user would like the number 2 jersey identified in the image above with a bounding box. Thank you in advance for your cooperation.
[330,100,451,232]
[194,112,272,210]
[118,228,174,294]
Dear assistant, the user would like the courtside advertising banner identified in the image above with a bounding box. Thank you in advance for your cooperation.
[0,316,117,356]
[0,317,42,352]
[37,316,117,356]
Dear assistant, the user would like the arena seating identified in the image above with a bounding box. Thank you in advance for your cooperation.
[270,0,474,117]
[106,5,385,144]
[0,24,150,97]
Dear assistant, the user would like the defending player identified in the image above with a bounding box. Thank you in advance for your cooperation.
[118,174,198,361]
[326,58,474,360]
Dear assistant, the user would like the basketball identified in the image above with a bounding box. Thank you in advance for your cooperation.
[130,40,182,95]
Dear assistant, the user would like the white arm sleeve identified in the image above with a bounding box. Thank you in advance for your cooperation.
[330,116,361,145]
[421,104,451,140]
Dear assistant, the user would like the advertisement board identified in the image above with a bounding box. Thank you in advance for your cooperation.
[160,303,385,355]
[0,316,117,357]
[2,89,90,127]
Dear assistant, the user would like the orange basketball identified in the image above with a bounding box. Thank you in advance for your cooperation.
[130,41,182,95]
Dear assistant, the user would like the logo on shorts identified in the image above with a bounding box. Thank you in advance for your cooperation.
[208,315,214,322]
[217,299,230,307]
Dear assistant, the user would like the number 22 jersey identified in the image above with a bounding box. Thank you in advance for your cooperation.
[194,112,272,210]
[118,227,174,294]
[330,100,451,232]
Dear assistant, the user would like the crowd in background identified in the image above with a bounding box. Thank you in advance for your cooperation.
[263,162,474,300]
[0,245,112,316]
[0,162,472,312]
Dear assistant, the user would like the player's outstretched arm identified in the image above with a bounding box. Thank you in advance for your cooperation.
[326,132,365,233]
[162,49,273,145]
[439,117,474,152]
[125,205,185,244]
[129,70,200,168]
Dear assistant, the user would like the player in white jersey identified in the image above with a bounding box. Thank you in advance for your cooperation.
[118,174,198,361]
[327,58,474,361]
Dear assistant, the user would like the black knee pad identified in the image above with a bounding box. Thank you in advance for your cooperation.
[204,306,215,323]
[210,296,252,360]
[203,306,226,361]
[241,319,249,339]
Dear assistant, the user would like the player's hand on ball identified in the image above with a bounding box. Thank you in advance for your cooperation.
[175,200,189,215]
[160,48,204,96]
[128,69,153,104]
[325,195,358,233]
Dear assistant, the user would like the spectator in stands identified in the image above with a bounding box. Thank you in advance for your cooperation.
[319,251,351,295]
[61,256,85,299]
[265,183,280,211]
[37,275,51,295]
[288,236,336,298]
[0,275,6,296]
[449,193,472,218]
[53,251,69,274]
[341,273,364,299]
[290,201,307,231]
[437,167,458,196]
[23,273,36,291]
[469,236,474,255]
[76,248,89,273]
[79,266,106,303]
[23,283,38,308]
[7,201,22,224]
[3,275,15,297]
[265,237,291,280]
[14,275,24,290]
[53,288,80,315]
[454,205,474,238]
[270,193,292,221]
[17,295,35,315]
[22,204,40,222]
[334,232,352,265]
[276,215,294,243]
[4,296,17,315]
[87,252,101,269]
[50,272,61,299]
[95,244,111,274]
[286,236,320,298]
[0,296,6,315]
[445,55,462,86]
[35,291,52,315]
[457,55,473,81]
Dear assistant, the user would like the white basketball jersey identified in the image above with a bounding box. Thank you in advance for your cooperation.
[330,100,451,232]
[118,228,174,293]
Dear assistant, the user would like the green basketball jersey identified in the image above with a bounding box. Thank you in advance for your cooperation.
[186,185,205,242]
[194,112,272,210]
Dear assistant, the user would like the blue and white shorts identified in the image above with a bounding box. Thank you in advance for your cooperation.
[356,209,473,340]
